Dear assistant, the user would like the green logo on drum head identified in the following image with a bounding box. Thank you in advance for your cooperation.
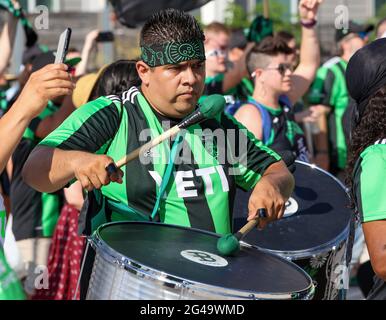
[180,250,228,267]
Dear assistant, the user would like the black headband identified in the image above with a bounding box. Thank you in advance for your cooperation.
[346,38,386,126]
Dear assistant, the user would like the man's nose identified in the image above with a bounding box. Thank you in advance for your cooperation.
[182,67,197,85]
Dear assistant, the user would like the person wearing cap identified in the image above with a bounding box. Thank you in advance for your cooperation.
[346,38,386,299]
[0,61,74,299]
[308,20,374,175]
[5,51,77,296]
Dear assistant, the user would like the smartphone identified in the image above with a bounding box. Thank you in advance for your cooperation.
[55,28,72,64]
[96,31,114,43]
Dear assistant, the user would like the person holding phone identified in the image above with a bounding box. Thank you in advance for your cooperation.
[5,50,76,296]
[0,62,74,299]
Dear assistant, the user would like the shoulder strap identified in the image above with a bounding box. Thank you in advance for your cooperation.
[246,98,271,144]
[150,132,185,220]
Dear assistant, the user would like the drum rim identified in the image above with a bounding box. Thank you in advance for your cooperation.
[250,160,351,259]
[294,160,349,194]
[244,223,350,260]
[89,221,315,300]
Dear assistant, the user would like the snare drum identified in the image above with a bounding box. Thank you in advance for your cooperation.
[85,221,314,300]
[233,161,353,300]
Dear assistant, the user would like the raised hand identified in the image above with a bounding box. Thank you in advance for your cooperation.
[13,63,75,119]
[299,0,323,22]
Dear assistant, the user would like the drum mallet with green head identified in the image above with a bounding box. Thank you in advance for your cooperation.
[217,208,267,256]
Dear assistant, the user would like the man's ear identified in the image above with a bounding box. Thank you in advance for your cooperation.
[253,68,264,79]
[136,61,151,86]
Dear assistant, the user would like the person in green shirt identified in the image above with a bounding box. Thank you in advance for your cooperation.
[201,22,252,103]
[23,9,294,235]
[0,62,74,300]
[308,20,373,176]
[233,0,322,162]
[346,38,386,300]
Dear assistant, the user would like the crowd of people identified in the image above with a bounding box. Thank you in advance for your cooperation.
[0,0,386,300]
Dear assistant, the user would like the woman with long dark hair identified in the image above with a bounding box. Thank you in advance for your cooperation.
[346,38,386,300]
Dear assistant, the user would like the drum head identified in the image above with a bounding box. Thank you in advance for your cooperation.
[233,161,352,253]
[96,221,312,296]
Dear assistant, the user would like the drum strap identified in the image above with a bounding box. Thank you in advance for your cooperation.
[150,132,185,220]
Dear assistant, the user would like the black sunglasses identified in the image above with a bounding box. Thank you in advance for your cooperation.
[265,63,294,76]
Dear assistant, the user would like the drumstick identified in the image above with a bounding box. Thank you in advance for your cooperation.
[216,208,267,256]
[113,94,226,169]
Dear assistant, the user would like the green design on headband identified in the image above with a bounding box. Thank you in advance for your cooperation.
[141,39,205,67]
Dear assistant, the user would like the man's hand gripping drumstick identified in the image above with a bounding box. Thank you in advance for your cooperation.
[23,95,226,192]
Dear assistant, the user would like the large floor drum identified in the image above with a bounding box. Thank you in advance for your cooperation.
[85,221,315,300]
[233,161,353,300]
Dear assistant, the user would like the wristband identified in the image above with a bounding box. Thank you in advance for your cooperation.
[300,19,317,29]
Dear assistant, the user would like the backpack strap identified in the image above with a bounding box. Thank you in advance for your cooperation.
[246,98,271,144]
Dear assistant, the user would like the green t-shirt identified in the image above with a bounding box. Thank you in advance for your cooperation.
[309,57,349,170]
[353,140,386,223]
[40,88,281,235]
[199,74,225,104]
[225,77,254,103]
[200,75,254,104]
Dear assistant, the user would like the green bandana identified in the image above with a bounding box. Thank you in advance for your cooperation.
[141,39,205,67]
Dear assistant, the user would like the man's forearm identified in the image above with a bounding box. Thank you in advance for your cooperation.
[261,160,295,199]
[22,146,82,193]
[0,101,31,171]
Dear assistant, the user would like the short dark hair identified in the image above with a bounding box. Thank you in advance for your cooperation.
[275,31,295,43]
[246,36,294,74]
[140,9,205,46]
[93,60,141,97]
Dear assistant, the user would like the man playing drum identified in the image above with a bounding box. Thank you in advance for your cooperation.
[23,10,293,239]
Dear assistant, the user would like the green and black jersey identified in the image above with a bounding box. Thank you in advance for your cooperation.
[0,90,7,116]
[40,87,281,235]
[200,74,225,103]
[353,139,386,223]
[246,97,309,163]
[309,57,349,171]
[200,75,254,104]
[10,101,63,241]
[226,77,254,103]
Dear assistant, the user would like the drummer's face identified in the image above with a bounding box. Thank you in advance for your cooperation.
[137,59,206,119]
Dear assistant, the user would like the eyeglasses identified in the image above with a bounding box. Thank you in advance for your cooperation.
[264,63,294,76]
[205,49,227,58]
